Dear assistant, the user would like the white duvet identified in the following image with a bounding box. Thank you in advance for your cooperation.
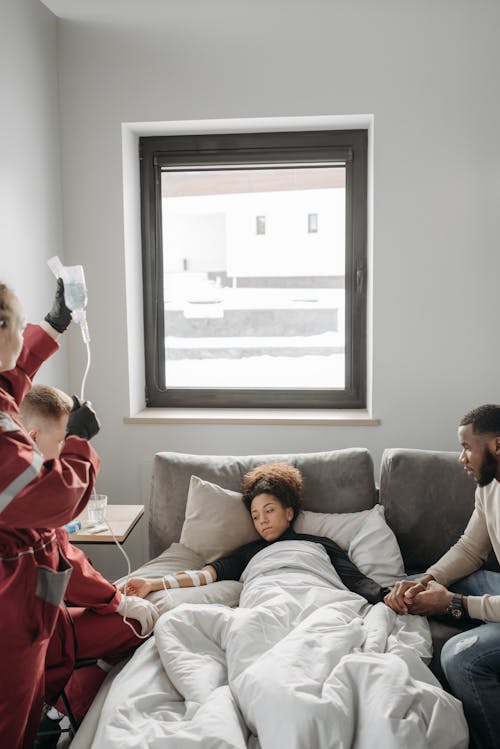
[87,541,468,748]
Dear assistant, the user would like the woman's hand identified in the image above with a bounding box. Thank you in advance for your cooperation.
[384,579,426,615]
[119,577,152,598]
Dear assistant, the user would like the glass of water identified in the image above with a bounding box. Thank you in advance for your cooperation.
[87,494,107,524]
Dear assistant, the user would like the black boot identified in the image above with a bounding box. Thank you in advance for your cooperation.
[34,710,62,749]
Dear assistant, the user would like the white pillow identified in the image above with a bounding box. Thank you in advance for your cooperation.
[114,542,242,615]
[178,476,404,587]
[295,509,370,550]
[179,475,259,563]
[347,505,405,586]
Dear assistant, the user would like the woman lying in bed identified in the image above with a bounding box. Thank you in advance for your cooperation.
[122,463,391,605]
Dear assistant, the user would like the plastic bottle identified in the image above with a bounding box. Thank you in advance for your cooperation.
[64,519,82,534]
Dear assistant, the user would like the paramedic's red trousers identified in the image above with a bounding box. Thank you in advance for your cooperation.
[45,606,144,721]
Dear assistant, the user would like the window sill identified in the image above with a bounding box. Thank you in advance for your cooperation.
[124,408,380,426]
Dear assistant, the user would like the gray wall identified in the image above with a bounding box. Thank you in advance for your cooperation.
[4,0,500,573]
[0,0,68,388]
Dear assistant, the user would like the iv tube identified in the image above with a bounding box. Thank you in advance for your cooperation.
[80,338,91,402]
[87,487,150,640]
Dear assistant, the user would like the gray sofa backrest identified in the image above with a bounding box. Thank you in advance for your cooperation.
[379,447,486,573]
[149,448,377,558]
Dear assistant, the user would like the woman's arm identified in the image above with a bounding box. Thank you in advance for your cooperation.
[120,565,218,598]
[121,540,263,598]
[319,536,388,604]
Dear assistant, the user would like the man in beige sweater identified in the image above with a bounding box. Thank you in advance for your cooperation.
[385,403,500,749]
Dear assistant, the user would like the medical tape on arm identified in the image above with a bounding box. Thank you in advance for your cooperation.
[186,569,214,586]
[163,574,180,589]
[185,570,201,586]
[201,569,214,584]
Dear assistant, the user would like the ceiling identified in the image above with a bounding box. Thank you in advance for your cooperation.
[39,0,225,23]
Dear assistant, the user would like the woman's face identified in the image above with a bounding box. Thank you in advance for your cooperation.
[0,292,25,372]
[250,493,294,542]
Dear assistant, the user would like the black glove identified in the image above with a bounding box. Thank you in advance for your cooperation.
[44,278,72,333]
[66,396,101,440]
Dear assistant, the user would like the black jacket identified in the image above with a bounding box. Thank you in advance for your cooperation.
[210,526,389,604]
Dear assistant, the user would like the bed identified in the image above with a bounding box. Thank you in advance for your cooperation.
[72,448,469,748]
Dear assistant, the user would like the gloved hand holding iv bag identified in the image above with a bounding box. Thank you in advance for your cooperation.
[44,278,72,333]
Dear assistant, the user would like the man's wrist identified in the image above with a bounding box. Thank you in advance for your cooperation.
[420,574,436,586]
[444,590,454,613]
[446,592,466,619]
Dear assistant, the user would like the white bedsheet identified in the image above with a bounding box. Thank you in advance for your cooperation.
[85,541,468,748]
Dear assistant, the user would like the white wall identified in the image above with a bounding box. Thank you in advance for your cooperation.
[34,1,500,552]
[0,0,68,387]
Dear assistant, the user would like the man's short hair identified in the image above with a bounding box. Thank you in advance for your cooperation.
[20,384,73,426]
[459,404,500,435]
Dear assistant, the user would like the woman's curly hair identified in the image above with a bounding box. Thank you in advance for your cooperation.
[241,462,304,520]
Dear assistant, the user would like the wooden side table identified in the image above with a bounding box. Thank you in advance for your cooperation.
[70,504,144,544]
[69,504,145,582]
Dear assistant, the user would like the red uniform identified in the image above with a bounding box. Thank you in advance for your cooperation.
[0,325,100,749]
[44,530,143,721]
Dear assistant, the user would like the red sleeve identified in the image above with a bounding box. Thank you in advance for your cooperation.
[0,432,100,528]
[57,529,121,614]
[0,324,59,406]
[0,324,100,529]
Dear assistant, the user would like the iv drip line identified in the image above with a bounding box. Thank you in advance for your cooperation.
[48,257,155,640]
[80,338,91,403]
[87,489,151,640]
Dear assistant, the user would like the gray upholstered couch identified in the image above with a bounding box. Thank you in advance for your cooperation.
[147,446,490,688]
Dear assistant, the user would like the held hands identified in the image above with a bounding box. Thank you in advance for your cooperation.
[66,396,100,440]
[44,278,72,333]
[384,579,426,615]
[116,594,160,635]
[385,578,453,616]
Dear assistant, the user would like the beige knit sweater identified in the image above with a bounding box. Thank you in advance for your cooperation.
[427,479,500,621]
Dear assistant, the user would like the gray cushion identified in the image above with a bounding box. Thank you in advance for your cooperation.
[379,448,480,573]
[149,448,377,557]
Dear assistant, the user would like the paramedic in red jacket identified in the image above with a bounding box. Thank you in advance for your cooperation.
[0,281,100,749]
[19,384,159,742]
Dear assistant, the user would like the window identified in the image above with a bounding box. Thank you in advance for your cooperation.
[140,129,367,408]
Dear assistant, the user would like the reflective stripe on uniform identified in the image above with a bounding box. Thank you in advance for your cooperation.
[0,413,44,511]
[35,555,73,607]
[0,411,22,433]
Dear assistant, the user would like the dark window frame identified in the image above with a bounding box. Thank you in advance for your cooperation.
[140,129,367,409]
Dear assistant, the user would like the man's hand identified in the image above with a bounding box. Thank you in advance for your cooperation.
[118,577,152,598]
[66,396,100,440]
[384,575,435,614]
[404,581,454,616]
[44,278,72,334]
